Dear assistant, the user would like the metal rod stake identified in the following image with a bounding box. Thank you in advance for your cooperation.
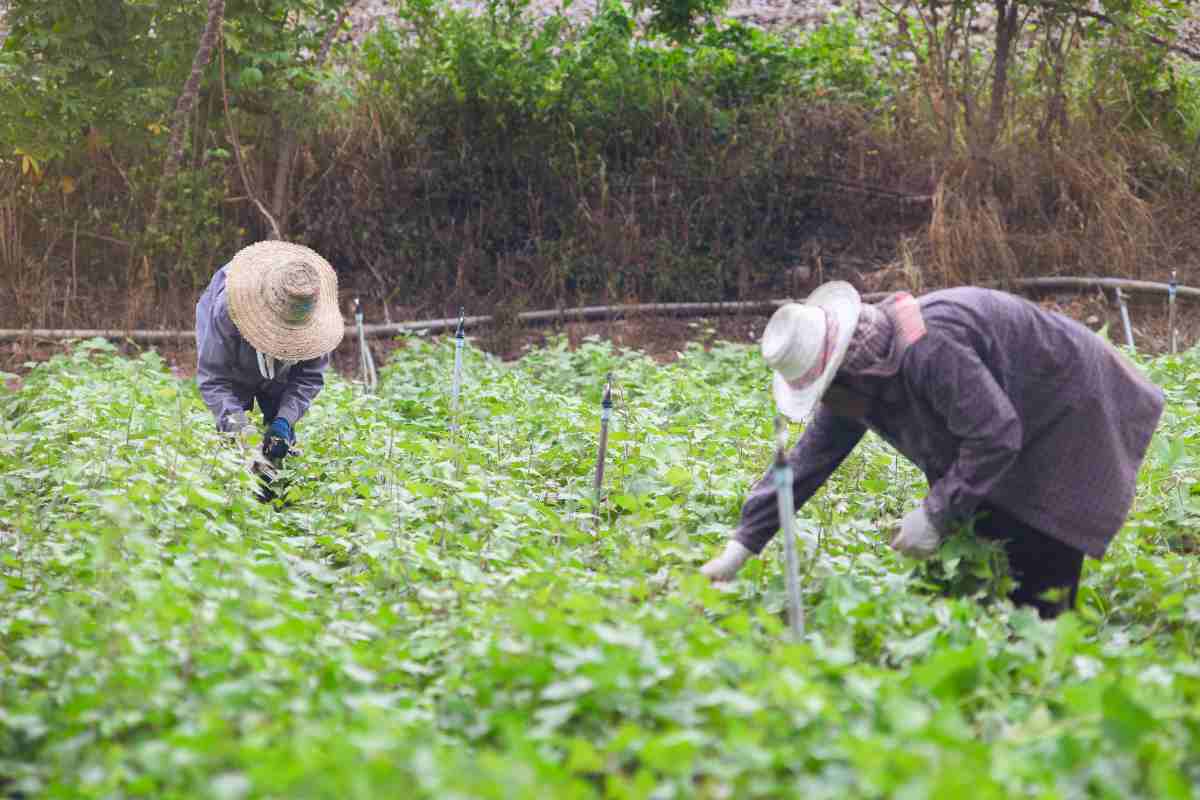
[450,307,465,431]
[774,415,804,638]
[1115,287,1135,351]
[1169,271,1178,355]
[593,372,612,524]
[355,298,378,392]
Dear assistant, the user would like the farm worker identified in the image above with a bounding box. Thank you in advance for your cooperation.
[700,282,1164,618]
[195,240,344,495]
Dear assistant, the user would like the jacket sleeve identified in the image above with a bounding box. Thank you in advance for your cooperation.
[734,406,866,554]
[909,336,1022,533]
[196,300,249,433]
[274,353,330,426]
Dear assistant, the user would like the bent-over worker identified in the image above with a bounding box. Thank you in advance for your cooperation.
[196,240,344,497]
[701,282,1164,618]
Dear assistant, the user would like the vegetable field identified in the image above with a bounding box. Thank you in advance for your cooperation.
[2,337,1199,799]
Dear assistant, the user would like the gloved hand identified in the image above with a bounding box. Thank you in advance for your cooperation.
[263,417,293,462]
[700,540,754,582]
[890,506,943,559]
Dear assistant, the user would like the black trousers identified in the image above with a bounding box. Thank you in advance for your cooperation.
[973,504,1085,619]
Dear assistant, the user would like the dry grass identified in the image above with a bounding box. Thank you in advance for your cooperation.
[0,165,20,276]
[4,37,1198,332]
[923,134,1158,287]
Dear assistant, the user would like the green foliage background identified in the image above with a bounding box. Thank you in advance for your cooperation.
[1,338,1198,797]
[1,0,1199,321]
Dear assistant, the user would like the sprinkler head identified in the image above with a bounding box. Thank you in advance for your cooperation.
[774,415,788,465]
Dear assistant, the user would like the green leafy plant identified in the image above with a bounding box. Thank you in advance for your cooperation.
[917,527,1015,604]
[1,337,1198,798]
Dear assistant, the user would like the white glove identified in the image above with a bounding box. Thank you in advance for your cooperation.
[700,540,754,582]
[890,506,943,559]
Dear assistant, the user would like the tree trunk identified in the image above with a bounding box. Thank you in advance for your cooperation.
[151,0,226,227]
[269,127,296,239]
[985,0,1021,151]
[268,1,356,239]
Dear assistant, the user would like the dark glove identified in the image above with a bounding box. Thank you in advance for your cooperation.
[263,417,293,462]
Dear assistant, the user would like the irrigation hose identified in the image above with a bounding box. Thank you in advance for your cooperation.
[0,276,1193,343]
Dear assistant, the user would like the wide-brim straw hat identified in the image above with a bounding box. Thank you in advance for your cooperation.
[225,240,344,361]
[761,281,862,422]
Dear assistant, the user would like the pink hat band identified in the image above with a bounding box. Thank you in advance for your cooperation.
[785,312,839,391]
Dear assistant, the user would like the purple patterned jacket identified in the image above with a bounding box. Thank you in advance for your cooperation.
[735,287,1164,558]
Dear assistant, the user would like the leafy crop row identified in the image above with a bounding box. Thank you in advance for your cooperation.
[1,338,1198,798]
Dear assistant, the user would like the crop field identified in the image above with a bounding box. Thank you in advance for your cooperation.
[2,336,1199,799]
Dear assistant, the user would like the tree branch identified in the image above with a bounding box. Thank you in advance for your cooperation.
[151,0,226,227]
[270,1,359,236]
[220,33,281,240]
[1036,0,1200,61]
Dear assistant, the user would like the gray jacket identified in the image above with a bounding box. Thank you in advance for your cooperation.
[735,288,1165,558]
[195,266,330,432]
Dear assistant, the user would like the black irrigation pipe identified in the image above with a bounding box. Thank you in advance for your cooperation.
[0,298,881,342]
[356,297,894,338]
[0,276,1194,344]
[1010,276,1200,301]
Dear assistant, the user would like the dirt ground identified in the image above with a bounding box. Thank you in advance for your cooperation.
[2,289,1196,395]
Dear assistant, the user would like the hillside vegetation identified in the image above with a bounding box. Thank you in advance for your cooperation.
[1,0,1198,330]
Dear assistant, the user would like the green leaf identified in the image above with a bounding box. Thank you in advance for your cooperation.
[1101,683,1155,748]
[664,465,691,487]
[238,66,264,87]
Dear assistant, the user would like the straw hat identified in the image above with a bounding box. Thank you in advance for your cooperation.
[225,240,344,361]
[761,281,862,421]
